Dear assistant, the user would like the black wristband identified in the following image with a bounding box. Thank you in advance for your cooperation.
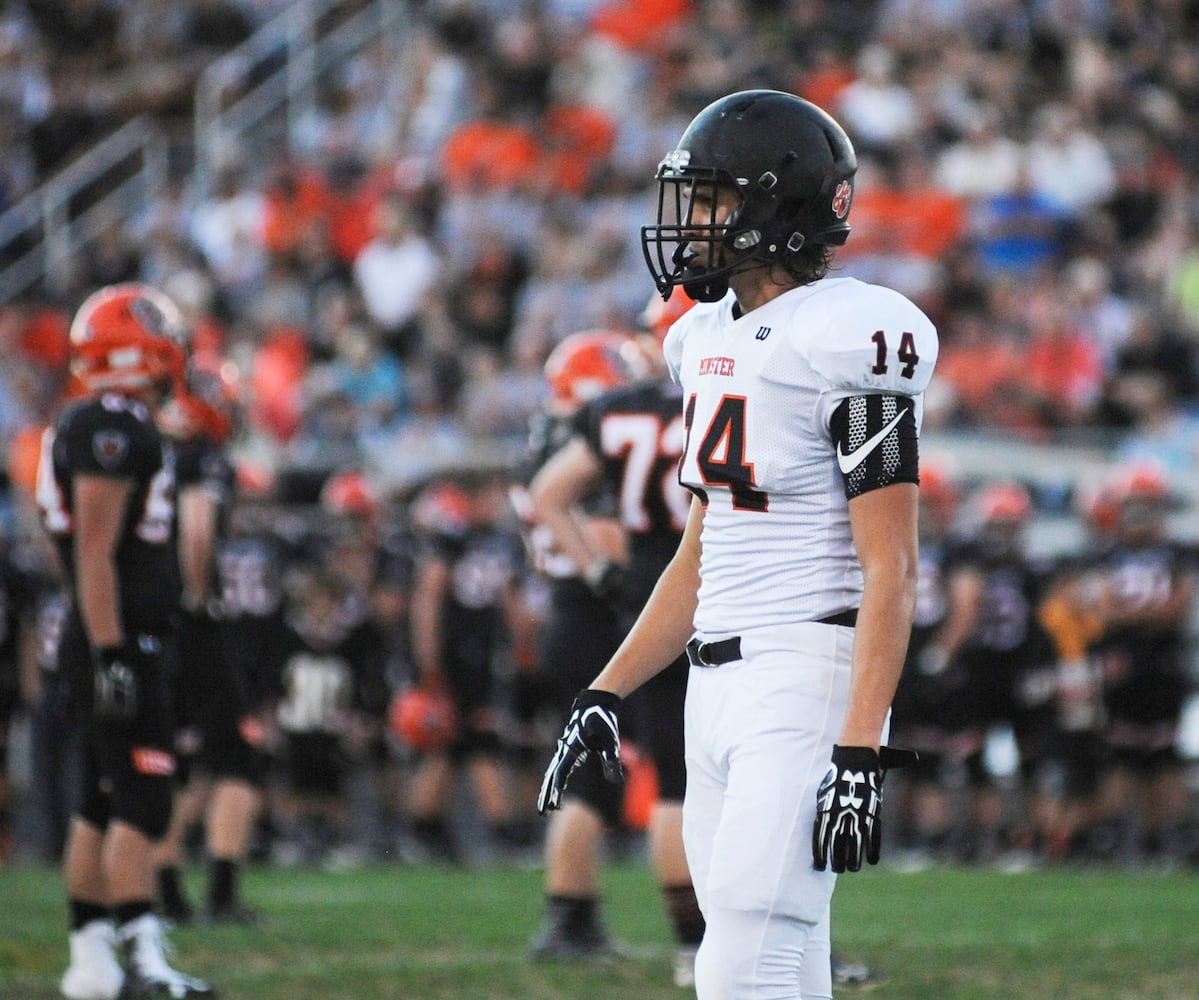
[573,689,622,714]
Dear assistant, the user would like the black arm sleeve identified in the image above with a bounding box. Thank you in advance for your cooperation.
[830,394,919,500]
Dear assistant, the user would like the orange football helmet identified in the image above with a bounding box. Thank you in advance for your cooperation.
[642,285,697,342]
[69,283,186,395]
[158,368,238,444]
[389,687,458,752]
[977,482,1032,524]
[918,461,960,534]
[543,329,639,411]
[919,462,959,511]
[320,470,381,519]
[1077,483,1119,539]
[1110,461,1169,504]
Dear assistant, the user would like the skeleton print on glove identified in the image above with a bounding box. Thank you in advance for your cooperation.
[813,744,917,873]
[537,689,623,814]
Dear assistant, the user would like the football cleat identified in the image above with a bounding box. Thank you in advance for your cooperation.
[831,952,886,990]
[204,901,266,927]
[673,944,699,988]
[530,917,618,963]
[61,920,125,1000]
[118,914,215,998]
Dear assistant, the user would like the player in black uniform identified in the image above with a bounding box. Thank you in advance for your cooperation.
[889,462,968,866]
[406,472,537,863]
[153,366,267,924]
[318,470,415,862]
[0,520,44,863]
[1087,463,1196,863]
[268,563,390,865]
[27,574,76,862]
[942,482,1062,862]
[511,331,643,957]
[36,284,213,999]
[526,305,703,985]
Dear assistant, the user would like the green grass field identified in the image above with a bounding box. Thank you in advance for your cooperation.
[4,861,1198,999]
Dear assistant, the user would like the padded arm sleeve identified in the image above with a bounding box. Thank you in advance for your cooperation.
[830,394,919,500]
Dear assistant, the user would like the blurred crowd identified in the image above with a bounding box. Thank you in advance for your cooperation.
[3,0,1199,882]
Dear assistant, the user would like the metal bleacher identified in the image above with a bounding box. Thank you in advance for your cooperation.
[0,0,409,306]
[4,0,1198,545]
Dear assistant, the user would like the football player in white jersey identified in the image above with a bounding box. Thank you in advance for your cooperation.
[538,90,939,999]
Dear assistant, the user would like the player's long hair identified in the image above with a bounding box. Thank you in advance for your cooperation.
[780,243,835,286]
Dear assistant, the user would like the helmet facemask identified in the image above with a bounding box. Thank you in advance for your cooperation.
[643,165,766,304]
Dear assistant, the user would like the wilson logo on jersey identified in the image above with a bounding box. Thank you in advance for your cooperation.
[698,356,735,376]
[755,326,771,340]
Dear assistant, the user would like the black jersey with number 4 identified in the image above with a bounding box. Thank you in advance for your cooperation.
[39,393,177,633]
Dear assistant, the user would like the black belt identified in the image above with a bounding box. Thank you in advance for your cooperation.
[685,636,742,667]
[685,609,858,668]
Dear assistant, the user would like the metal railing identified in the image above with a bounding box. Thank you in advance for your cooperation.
[0,0,408,306]
[192,0,408,197]
[0,118,169,303]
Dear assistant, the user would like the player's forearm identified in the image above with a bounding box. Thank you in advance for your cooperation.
[534,503,598,573]
[76,556,123,648]
[72,475,133,647]
[178,486,218,611]
[527,439,607,572]
[409,569,447,679]
[840,561,916,748]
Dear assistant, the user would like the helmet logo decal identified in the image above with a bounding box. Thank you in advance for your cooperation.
[832,180,852,219]
[92,429,130,470]
[129,295,167,336]
[661,148,691,173]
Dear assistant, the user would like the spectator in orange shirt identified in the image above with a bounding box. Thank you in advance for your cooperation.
[840,152,967,299]
[846,152,967,261]
[1024,293,1105,429]
[933,308,1032,431]
[261,162,329,258]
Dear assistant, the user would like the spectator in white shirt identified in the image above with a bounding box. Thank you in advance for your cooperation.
[935,105,1022,201]
[352,194,442,359]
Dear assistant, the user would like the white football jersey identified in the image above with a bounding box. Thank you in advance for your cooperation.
[663,276,939,634]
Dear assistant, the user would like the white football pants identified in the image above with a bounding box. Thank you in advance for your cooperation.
[682,620,855,999]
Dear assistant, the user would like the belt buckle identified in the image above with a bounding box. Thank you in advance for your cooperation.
[694,641,715,667]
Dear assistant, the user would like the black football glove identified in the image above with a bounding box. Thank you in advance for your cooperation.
[812,744,918,873]
[537,689,623,814]
[92,644,141,723]
[583,559,626,606]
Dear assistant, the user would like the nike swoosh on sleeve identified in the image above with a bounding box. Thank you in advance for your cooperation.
[836,408,908,476]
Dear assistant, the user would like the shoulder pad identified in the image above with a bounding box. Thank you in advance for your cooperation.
[804,283,939,396]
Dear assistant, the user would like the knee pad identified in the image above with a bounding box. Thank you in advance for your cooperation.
[563,755,624,827]
[111,764,175,840]
[78,777,112,832]
[202,730,266,786]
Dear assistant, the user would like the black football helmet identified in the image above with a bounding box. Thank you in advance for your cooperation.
[641,90,857,303]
